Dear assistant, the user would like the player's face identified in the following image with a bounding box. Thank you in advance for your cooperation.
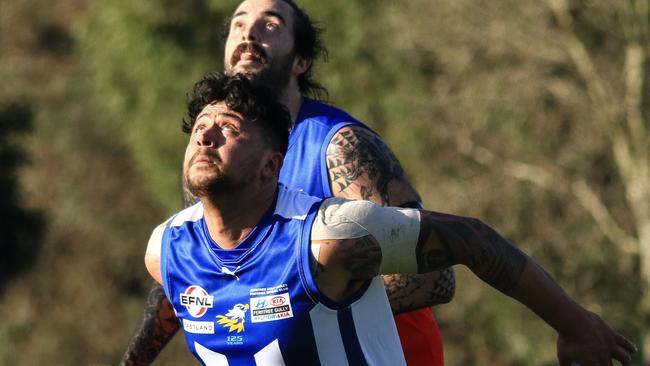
[224,0,298,89]
[184,102,268,196]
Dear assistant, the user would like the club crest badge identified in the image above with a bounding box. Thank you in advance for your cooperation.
[217,304,250,333]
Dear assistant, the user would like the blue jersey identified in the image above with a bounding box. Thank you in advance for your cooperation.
[160,185,406,366]
[279,98,366,198]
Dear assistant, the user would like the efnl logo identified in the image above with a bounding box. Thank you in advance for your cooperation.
[180,285,214,318]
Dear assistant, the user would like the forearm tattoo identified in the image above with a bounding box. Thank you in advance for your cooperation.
[121,179,193,365]
[384,268,456,314]
[313,237,382,281]
[326,126,420,204]
[341,236,383,280]
[417,211,528,294]
[120,284,180,366]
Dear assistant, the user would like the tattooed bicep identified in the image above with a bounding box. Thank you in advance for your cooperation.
[326,125,420,205]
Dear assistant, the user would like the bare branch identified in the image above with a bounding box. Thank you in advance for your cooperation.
[453,136,637,254]
[545,0,620,127]
[571,179,638,254]
[623,44,647,156]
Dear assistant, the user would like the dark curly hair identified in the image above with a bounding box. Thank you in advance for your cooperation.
[221,0,328,100]
[182,72,291,155]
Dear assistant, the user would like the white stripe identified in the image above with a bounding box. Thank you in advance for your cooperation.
[275,186,320,220]
[171,202,204,227]
[145,224,166,256]
[351,277,406,366]
[309,304,349,366]
[194,341,229,366]
[254,339,286,366]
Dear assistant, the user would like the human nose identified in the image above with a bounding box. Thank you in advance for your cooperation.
[196,124,223,147]
[241,21,261,41]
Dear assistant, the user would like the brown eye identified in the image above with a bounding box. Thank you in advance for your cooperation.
[232,21,244,32]
[219,122,240,136]
[265,22,279,31]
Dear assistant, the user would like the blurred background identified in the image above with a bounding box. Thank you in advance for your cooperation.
[1,0,649,364]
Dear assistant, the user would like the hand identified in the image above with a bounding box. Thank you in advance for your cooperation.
[556,310,637,366]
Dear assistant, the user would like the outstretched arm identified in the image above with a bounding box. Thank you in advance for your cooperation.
[120,284,180,366]
[415,210,637,366]
[313,199,636,365]
[326,125,455,310]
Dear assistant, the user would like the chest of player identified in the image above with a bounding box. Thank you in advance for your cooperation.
[174,270,319,365]
[162,216,323,365]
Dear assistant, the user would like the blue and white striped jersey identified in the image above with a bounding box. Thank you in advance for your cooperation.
[159,184,406,366]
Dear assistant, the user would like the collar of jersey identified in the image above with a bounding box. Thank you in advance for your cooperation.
[201,193,278,264]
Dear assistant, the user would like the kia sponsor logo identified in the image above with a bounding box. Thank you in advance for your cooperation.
[270,296,286,306]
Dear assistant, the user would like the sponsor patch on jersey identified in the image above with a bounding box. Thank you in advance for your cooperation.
[249,285,293,323]
[183,319,215,334]
[216,303,249,333]
[180,285,214,318]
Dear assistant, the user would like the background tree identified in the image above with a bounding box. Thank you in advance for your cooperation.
[374,0,648,364]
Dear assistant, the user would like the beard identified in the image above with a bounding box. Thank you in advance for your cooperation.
[184,167,251,200]
[184,149,257,200]
[226,42,295,94]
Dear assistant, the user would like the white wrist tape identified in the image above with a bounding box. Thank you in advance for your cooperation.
[311,198,421,273]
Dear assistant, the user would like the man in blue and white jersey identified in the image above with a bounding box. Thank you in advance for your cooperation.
[123,1,452,364]
[143,72,635,366]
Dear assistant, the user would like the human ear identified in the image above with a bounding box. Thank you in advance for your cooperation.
[260,151,284,181]
[292,56,312,76]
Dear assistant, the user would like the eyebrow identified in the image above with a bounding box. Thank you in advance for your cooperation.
[195,111,244,124]
[232,10,287,25]
[218,112,244,122]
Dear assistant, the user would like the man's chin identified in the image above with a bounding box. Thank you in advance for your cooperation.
[186,175,219,195]
[228,64,265,77]
[186,176,242,199]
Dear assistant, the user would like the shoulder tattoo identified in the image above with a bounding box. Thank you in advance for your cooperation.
[326,126,415,204]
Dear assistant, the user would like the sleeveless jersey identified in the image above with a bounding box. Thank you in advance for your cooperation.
[160,185,406,366]
[279,98,366,197]
[278,99,445,366]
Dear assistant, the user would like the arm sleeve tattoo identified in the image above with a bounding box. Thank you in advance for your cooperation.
[326,126,420,203]
[417,211,528,294]
[326,125,455,310]
[120,284,180,365]
[384,270,455,314]
[120,176,195,364]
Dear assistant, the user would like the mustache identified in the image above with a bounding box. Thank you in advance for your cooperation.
[190,148,221,165]
[230,42,267,66]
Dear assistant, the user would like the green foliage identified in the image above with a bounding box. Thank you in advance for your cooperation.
[76,0,236,213]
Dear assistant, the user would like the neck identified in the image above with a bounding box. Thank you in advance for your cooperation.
[200,181,277,249]
[278,79,303,123]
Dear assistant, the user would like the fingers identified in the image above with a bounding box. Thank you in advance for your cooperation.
[611,344,633,366]
[615,332,638,353]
